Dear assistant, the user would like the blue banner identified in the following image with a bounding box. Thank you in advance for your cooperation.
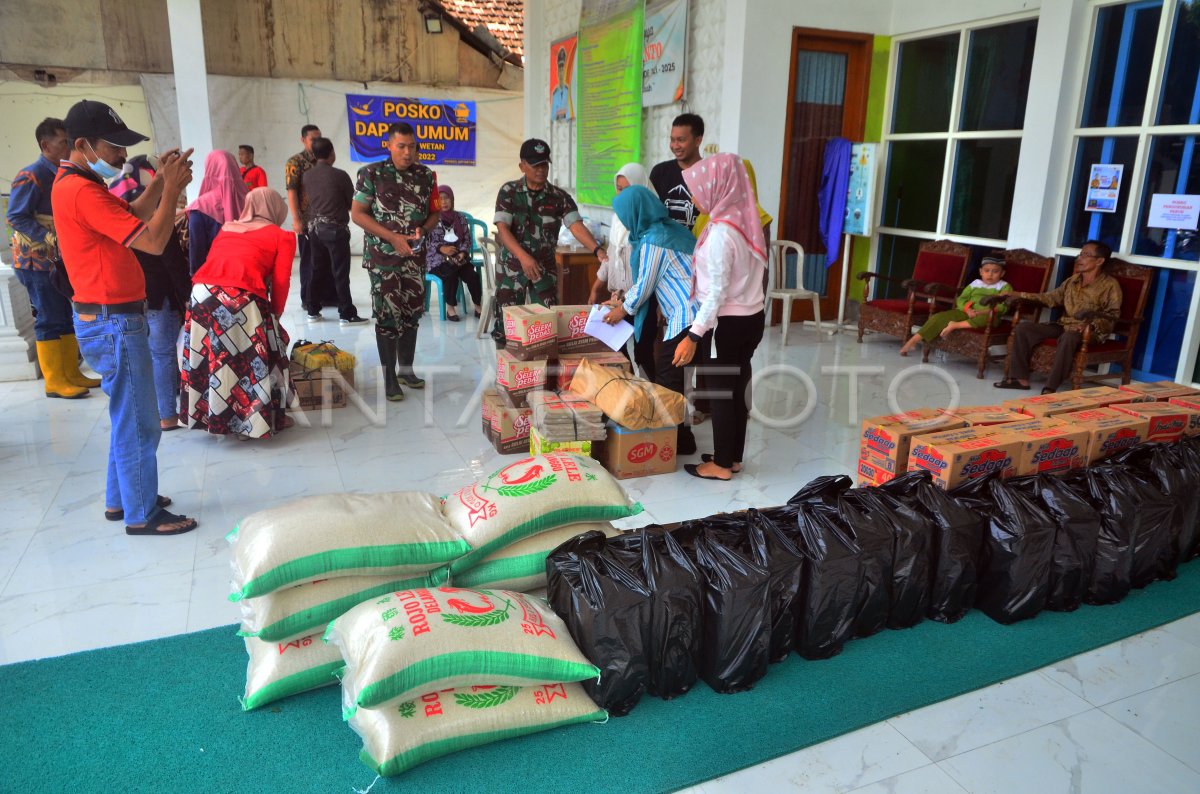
[346,93,477,165]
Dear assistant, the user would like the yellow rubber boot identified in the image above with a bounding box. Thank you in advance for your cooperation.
[60,334,102,388]
[37,339,90,399]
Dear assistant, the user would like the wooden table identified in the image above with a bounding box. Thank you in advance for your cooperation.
[554,245,601,306]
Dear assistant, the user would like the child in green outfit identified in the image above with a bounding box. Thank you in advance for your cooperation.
[899,257,1011,355]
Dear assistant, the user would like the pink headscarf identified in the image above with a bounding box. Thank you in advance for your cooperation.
[187,150,248,223]
[683,152,767,264]
[223,188,289,234]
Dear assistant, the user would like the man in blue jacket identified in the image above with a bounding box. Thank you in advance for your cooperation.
[7,117,99,398]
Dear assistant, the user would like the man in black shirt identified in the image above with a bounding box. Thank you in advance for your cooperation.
[302,137,365,325]
[649,113,704,230]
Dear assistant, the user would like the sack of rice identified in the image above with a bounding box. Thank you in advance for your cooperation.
[442,453,642,561]
[326,586,600,715]
[351,682,606,776]
[240,569,448,642]
[228,492,469,601]
[446,522,620,592]
[242,633,344,711]
[569,358,685,430]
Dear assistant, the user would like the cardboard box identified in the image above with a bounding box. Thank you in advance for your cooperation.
[555,305,610,355]
[1118,380,1199,401]
[552,353,632,392]
[997,423,1090,477]
[289,362,352,410]
[530,425,594,457]
[495,349,547,409]
[1169,395,1200,412]
[859,410,967,475]
[908,427,1020,490]
[481,390,501,443]
[856,456,896,487]
[597,421,677,479]
[503,304,558,360]
[1055,408,1150,464]
[943,405,1030,426]
[491,403,534,454]
[1109,402,1198,443]
[1054,386,1133,409]
[1002,393,1092,418]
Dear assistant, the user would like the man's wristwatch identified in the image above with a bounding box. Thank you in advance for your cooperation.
[593,245,602,256]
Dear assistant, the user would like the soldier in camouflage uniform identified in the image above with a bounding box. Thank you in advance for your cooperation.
[351,122,440,401]
[491,138,607,346]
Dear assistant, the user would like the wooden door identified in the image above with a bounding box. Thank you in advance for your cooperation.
[776,28,873,324]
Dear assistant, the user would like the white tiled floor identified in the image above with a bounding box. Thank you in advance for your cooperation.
[1,265,1198,793]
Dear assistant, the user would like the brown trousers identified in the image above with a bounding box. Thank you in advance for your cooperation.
[1008,322,1082,389]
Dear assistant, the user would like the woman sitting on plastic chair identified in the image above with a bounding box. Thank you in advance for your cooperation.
[425,185,482,322]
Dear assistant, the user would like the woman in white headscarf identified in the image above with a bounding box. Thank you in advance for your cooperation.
[587,162,656,376]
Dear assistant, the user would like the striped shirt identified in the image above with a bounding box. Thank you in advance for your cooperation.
[622,241,698,340]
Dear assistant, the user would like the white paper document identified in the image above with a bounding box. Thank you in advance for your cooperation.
[584,304,635,352]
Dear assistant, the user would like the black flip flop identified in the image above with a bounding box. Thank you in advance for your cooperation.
[993,378,1031,390]
[105,495,172,522]
[126,509,198,536]
[1041,387,1057,395]
[700,453,743,470]
[684,463,732,481]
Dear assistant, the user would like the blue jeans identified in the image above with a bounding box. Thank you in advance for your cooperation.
[74,311,162,524]
[14,268,73,341]
[146,298,182,420]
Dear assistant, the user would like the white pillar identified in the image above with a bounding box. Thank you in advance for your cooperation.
[524,0,549,143]
[1007,0,1092,252]
[0,265,39,382]
[167,0,213,203]
[719,0,750,156]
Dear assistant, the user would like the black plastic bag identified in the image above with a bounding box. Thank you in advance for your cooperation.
[545,530,652,716]
[606,527,703,699]
[792,504,862,660]
[1164,440,1200,563]
[1033,474,1101,612]
[677,524,771,694]
[704,510,805,662]
[837,489,894,638]
[870,477,935,629]
[1081,466,1137,605]
[974,477,1056,624]
[1103,447,1176,586]
[789,474,853,507]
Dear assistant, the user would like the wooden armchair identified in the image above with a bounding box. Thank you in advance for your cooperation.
[922,248,1053,378]
[856,240,971,346]
[1004,260,1153,389]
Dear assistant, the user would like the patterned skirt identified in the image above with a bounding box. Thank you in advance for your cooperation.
[180,284,292,439]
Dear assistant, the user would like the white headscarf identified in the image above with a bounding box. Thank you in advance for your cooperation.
[604,163,652,293]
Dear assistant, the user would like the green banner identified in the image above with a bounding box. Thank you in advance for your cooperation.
[576,0,644,206]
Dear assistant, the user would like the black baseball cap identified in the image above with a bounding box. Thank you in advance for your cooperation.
[64,100,149,147]
[520,138,552,165]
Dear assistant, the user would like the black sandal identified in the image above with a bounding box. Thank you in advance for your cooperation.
[993,378,1030,390]
[126,509,198,536]
[700,453,742,472]
[105,495,172,521]
[684,463,733,481]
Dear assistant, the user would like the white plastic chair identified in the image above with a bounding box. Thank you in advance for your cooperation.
[475,236,500,339]
[764,239,821,345]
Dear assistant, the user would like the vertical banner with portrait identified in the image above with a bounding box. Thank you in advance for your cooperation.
[550,35,578,123]
[642,0,688,107]
[1086,164,1123,213]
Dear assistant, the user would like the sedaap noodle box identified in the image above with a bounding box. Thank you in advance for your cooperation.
[1109,401,1200,443]
[491,403,534,454]
[1054,385,1134,409]
[942,405,1030,426]
[555,305,610,355]
[859,409,966,475]
[1118,380,1200,402]
[907,426,1020,491]
[995,422,1090,476]
[496,349,547,409]
[856,456,895,487]
[1053,407,1149,464]
[481,389,501,442]
[503,304,558,360]
[1001,393,1092,418]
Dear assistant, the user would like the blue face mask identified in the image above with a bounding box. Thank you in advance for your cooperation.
[86,141,121,180]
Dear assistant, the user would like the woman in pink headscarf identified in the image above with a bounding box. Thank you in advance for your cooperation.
[186,150,248,275]
[675,153,767,481]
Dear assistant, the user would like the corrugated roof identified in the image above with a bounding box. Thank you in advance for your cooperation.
[439,0,525,59]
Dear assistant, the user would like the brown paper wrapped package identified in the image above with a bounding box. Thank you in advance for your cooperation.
[568,358,685,430]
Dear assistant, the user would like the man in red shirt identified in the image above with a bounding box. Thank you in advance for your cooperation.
[238,144,268,190]
[53,99,198,536]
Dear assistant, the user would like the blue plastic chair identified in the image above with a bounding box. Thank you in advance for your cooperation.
[462,212,490,271]
[423,272,465,320]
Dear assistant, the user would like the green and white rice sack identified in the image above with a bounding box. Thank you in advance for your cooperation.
[239,568,449,642]
[228,491,470,600]
[351,683,607,777]
[242,633,344,711]
[326,586,599,715]
[447,522,621,592]
[442,453,641,561]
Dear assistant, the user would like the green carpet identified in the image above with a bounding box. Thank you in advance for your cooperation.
[3,564,1199,794]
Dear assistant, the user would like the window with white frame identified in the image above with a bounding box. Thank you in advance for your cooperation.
[1061,0,1200,383]
[874,17,1039,295]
